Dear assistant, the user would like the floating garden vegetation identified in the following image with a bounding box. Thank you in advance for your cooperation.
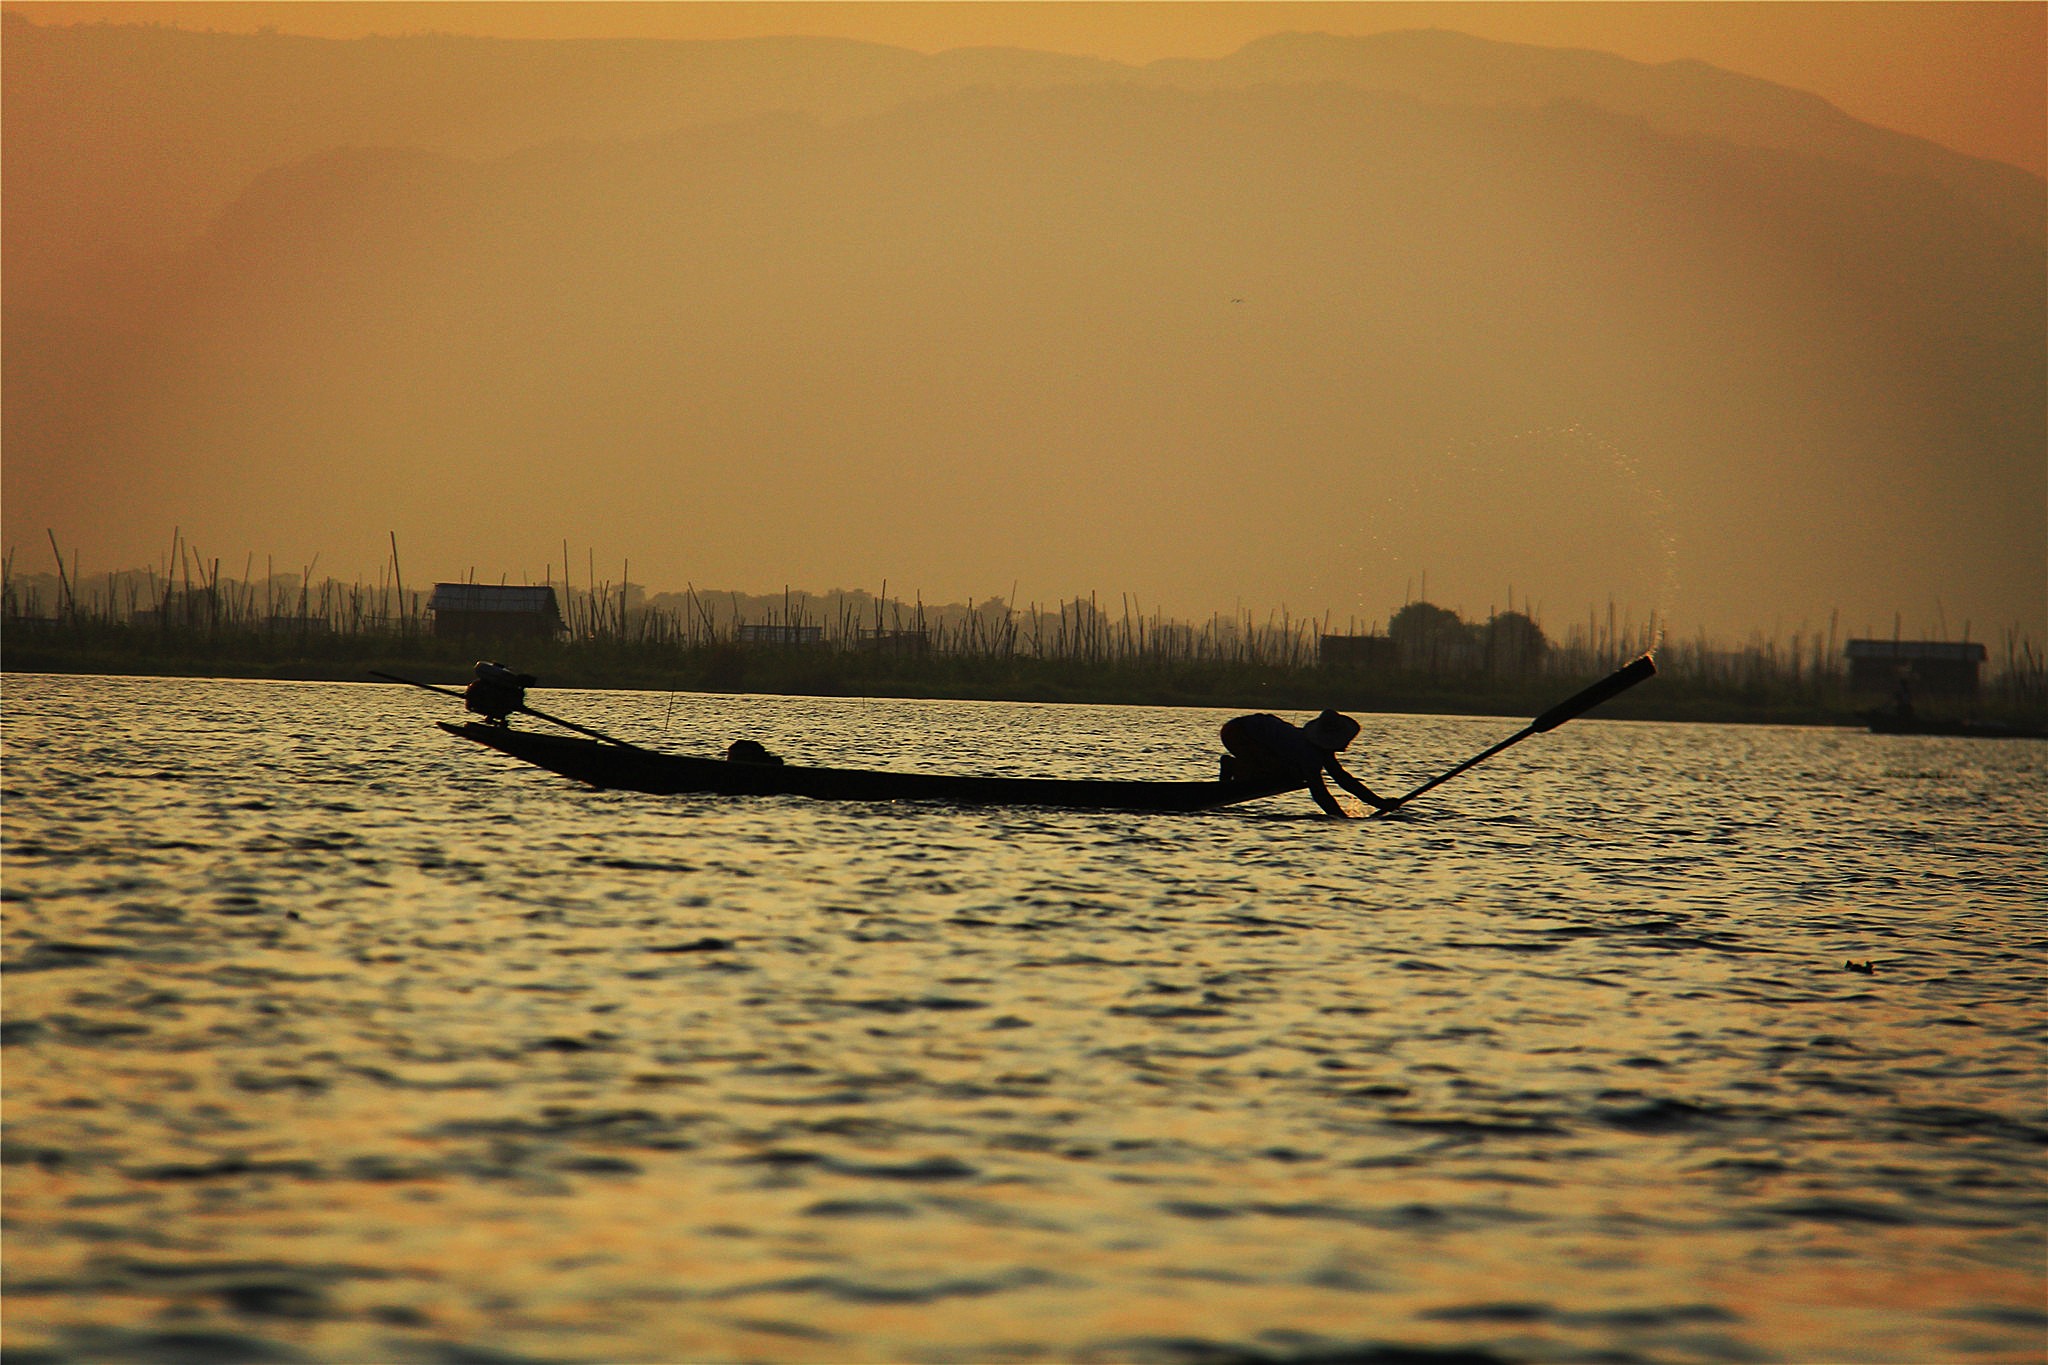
[5,537,2041,727]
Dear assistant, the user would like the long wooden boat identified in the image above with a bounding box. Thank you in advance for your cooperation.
[439,721,1307,811]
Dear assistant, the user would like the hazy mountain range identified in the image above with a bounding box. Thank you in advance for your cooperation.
[6,14,2042,640]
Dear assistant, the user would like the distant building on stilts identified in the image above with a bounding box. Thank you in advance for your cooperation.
[1844,639,1987,698]
[428,584,564,642]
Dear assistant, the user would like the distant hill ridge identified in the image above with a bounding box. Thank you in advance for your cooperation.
[1176,30,2039,232]
[3,13,2041,641]
[4,13,2038,299]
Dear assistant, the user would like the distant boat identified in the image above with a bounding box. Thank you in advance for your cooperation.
[1866,711,2046,740]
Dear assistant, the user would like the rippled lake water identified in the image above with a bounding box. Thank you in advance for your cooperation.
[3,672,2044,1365]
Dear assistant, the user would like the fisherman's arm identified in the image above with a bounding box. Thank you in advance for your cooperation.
[1327,759,1399,812]
[1306,772,1349,818]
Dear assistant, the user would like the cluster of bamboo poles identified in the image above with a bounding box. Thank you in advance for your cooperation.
[6,533,2044,705]
[632,584,1328,669]
[6,530,430,637]
[3,540,1324,669]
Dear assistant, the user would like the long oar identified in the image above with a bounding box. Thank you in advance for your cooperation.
[1375,653,1657,815]
[369,671,641,748]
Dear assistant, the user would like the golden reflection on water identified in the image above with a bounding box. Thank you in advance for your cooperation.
[4,677,2045,1363]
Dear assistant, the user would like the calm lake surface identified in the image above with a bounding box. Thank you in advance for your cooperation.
[3,672,2044,1365]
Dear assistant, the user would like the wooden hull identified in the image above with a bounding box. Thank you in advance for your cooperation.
[439,722,1305,811]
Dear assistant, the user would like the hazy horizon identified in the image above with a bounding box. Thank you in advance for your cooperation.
[2,544,2020,655]
[4,7,2043,647]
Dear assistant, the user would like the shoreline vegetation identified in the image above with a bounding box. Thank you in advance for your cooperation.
[7,551,2043,729]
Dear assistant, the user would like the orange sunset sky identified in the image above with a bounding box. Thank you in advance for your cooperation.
[10,2,2044,175]
[5,2,2043,642]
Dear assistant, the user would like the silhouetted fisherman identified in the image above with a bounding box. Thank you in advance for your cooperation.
[1220,710,1396,818]
[464,661,536,726]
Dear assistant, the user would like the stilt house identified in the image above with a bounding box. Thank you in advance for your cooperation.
[428,584,564,641]
[1844,639,1987,697]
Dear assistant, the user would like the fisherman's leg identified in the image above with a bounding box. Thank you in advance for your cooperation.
[1219,749,1293,785]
